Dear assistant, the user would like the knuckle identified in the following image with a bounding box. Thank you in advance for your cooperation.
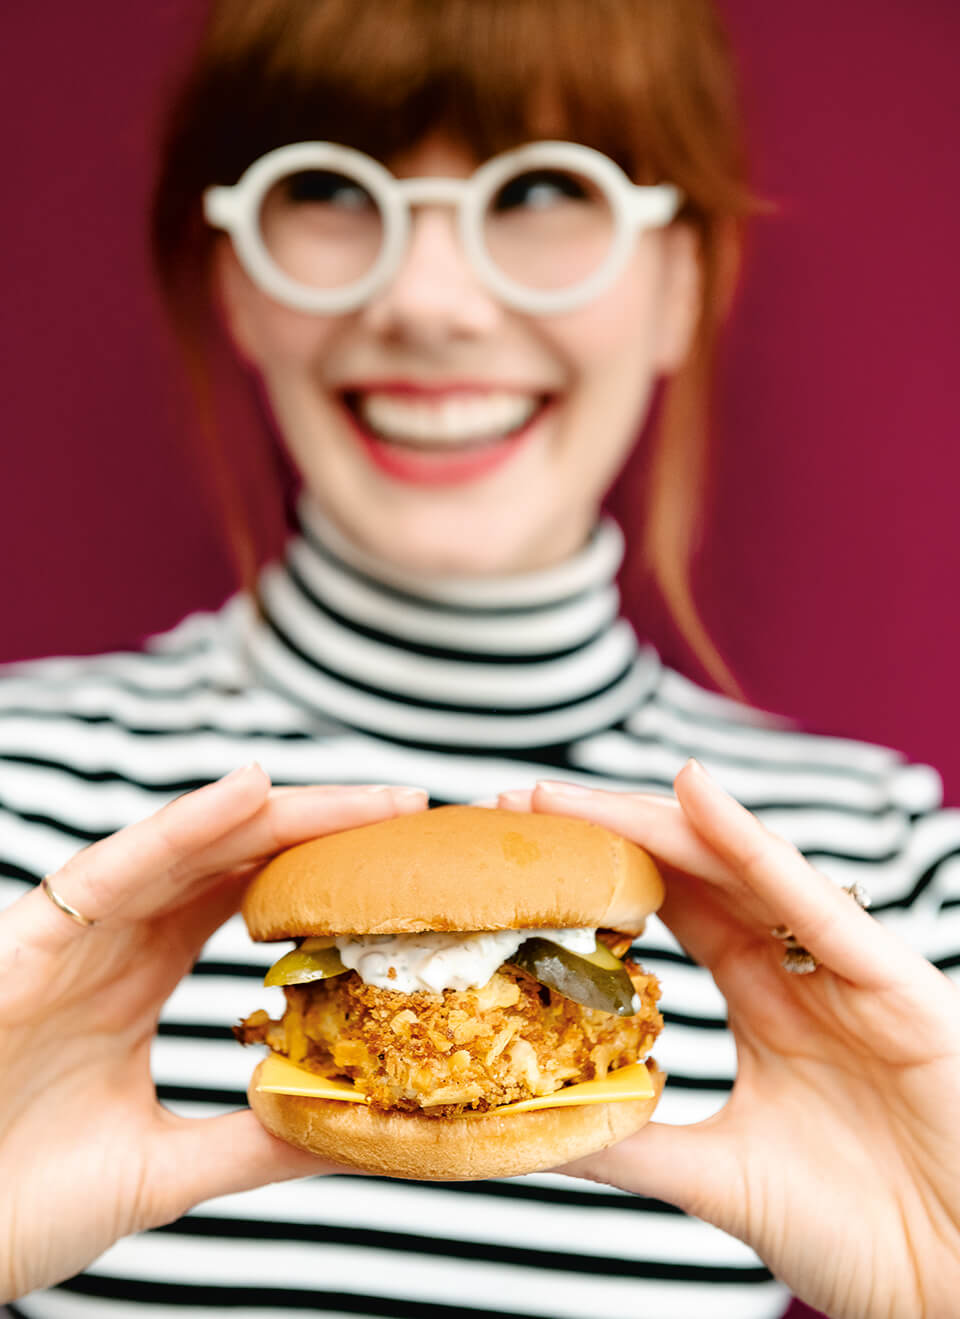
[50,844,97,895]
[736,831,777,881]
[737,827,801,883]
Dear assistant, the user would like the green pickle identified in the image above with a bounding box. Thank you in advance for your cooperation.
[507,937,639,1016]
[263,936,347,987]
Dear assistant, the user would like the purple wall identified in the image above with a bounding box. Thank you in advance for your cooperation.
[3,2,957,812]
[5,5,953,1315]
[701,0,960,815]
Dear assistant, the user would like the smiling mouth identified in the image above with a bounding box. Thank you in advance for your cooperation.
[340,389,554,453]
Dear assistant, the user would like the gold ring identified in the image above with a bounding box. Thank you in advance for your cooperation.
[41,875,97,928]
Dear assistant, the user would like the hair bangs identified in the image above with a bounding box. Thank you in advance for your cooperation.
[196,0,678,187]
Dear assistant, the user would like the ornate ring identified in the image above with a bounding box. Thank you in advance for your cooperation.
[771,882,872,974]
[41,875,98,929]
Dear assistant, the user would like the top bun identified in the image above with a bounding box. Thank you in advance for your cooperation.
[242,805,664,940]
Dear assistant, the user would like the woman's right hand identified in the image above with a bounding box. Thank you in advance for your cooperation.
[500,770,960,1319]
[0,765,427,1302]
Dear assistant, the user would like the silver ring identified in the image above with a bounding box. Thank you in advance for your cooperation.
[41,875,97,928]
[772,882,872,975]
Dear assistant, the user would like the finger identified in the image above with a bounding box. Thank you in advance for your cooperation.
[147,1107,355,1227]
[101,780,428,924]
[529,778,773,928]
[526,779,767,979]
[530,779,734,885]
[7,765,271,952]
[674,759,941,992]
[495,789,534,811]
[165,780,427,958]
[558,1115,741,1239]
[14,775,427,950]
[185,783,429,891]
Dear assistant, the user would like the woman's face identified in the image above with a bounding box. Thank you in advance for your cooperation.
[217,136,699,577]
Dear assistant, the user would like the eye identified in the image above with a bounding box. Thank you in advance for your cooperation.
[284,170,373,211]
[492,169,590,212]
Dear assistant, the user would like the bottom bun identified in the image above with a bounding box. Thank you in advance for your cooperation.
[249,1059,665,1181]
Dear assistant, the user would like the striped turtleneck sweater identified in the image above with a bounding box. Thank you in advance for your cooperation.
[2,499,958,1319]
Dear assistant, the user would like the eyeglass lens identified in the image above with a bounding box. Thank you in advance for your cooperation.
[482,167,615,291]
[256,162,617,297]
[259,169,385,290]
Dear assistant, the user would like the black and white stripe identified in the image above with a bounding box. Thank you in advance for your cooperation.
[3,501,958,1319]
[239,504,657,750]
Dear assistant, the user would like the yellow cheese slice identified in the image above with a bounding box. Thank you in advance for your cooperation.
[257,1054,369,1103]
[255,1053,655,1111]
[492,1061,655,1113]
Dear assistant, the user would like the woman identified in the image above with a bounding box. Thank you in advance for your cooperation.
[1,2,958,1317]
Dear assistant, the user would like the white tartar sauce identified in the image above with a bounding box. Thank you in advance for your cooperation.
[334,927,598,994]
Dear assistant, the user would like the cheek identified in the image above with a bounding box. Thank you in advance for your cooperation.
[532,260,667,469]
[537,255,666,376]
[237,289,342,376]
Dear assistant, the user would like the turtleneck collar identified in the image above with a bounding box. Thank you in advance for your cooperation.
[236,495,659,752]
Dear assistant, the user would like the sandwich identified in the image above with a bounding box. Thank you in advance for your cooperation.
[234,804,666,1180]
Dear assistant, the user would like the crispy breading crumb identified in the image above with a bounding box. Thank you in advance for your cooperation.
[235,964,662,1116]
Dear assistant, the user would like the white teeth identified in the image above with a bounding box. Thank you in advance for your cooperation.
[355,392,540,449]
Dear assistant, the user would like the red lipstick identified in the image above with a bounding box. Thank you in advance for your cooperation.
[337,387,552,488]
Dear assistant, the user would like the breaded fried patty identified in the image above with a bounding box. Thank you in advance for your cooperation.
[236,964,662,1115]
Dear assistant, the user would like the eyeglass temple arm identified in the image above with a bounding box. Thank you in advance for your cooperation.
[629,183,684,228]
[203,185,237,229]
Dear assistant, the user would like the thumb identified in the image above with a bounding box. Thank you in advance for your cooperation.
[559,1115,741,1229]
[147,1107,350,1225]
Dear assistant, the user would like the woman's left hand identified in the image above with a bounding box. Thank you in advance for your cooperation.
[499,763,960,1319]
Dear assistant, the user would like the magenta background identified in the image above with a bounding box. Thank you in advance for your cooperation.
[3,1,958,815]
[3,5,956,1314]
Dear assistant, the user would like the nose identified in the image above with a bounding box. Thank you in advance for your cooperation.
[361,206,503,345]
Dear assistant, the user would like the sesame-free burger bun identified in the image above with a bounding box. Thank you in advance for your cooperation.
[249,1058,665,1180]
[242,804,664,940]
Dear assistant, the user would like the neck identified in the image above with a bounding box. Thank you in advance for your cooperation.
[297,495,618,608]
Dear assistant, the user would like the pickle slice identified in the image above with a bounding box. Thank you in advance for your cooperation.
[507,938,639,1016]
[264,937,346,987]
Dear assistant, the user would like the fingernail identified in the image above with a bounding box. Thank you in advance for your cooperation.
[393,787,430,813]
[470,797,500,808]
[536,780,591,796]
[393,787,430,802]
[362,785,429,799]
[361,785,430,813]
[219,762,263,783]
[495,790,531,808]
[681,759,732,800]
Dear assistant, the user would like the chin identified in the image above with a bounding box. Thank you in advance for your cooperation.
[291,394,595,578]
[376,526,540,578]
[320,495,572,579]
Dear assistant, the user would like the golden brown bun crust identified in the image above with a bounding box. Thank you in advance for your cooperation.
[242,805,664,939]
[249,1059,665,1180]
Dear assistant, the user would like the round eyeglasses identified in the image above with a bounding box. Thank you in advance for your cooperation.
[203,140,684,317]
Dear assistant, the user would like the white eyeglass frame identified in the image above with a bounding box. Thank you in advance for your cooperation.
[203,139,683,316]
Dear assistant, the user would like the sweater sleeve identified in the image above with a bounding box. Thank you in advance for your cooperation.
[854,760,960,983]
[924,816,960,987]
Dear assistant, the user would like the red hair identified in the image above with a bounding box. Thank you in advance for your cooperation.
[151,0,757,692]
